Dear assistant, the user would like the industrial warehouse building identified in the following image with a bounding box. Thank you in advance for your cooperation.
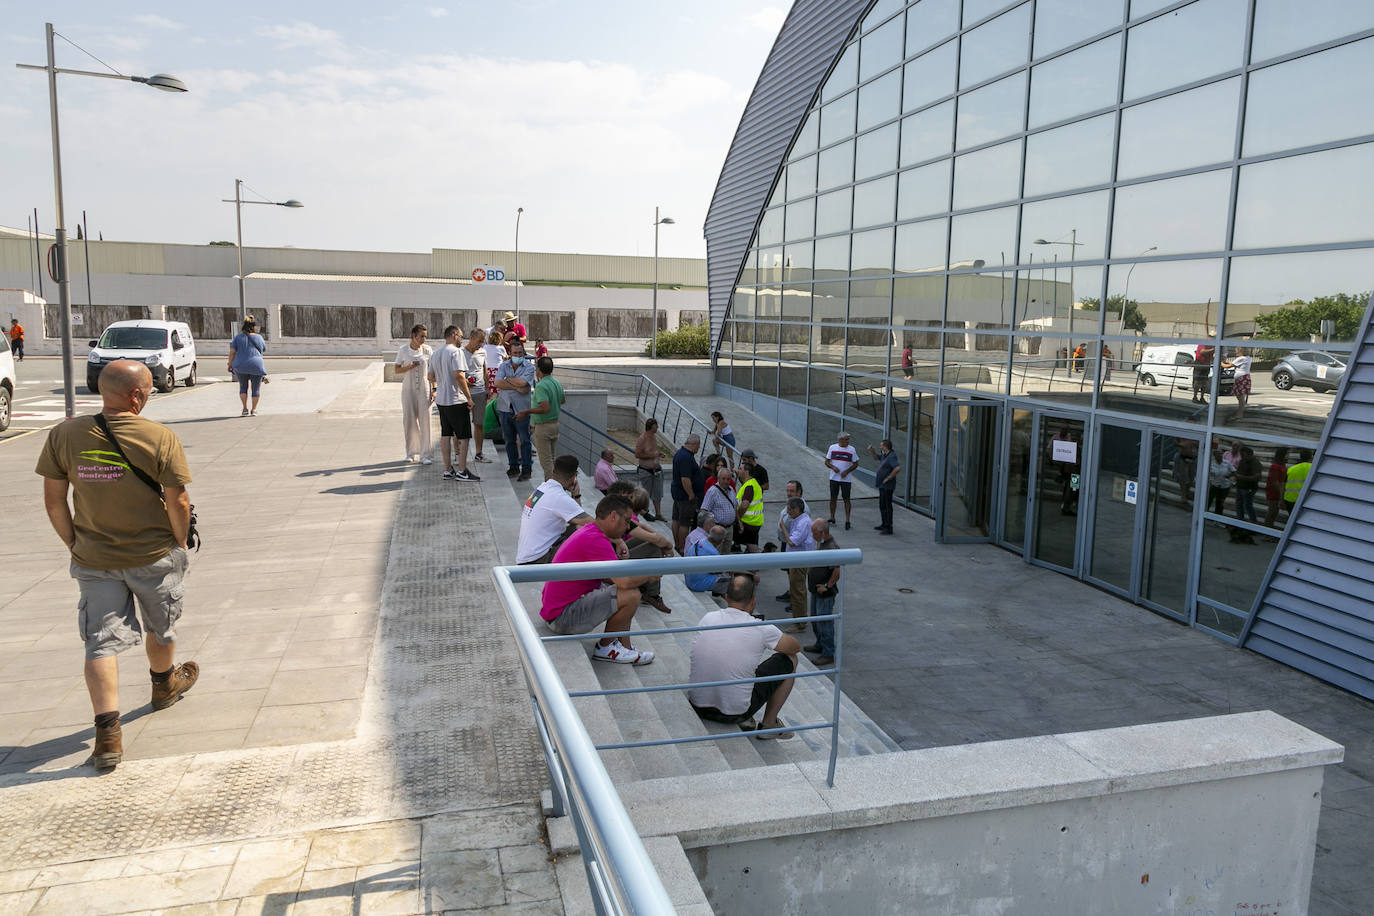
[706,0,1374,697]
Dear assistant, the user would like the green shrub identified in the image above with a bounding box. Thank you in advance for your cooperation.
[644,324,709,358]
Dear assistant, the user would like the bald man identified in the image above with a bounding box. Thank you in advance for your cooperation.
[35,359,200,770]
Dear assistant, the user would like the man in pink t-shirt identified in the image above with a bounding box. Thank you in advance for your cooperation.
[541,495,660,665]
[594,450,617,493]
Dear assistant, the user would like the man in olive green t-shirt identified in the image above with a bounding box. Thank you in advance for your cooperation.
[35,360,201,769]
[518,356,565,481]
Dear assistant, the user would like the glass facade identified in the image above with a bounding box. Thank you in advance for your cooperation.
[715,0,1374,640]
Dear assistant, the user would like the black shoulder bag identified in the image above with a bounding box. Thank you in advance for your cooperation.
[94,414,201,552]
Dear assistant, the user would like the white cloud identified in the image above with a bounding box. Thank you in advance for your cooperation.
[133,15,185,31]
[428,7,449,17]
[746,7,786,34]
[255,21,346,60]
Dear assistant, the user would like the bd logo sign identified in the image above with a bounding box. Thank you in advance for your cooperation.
[472,265,506,285]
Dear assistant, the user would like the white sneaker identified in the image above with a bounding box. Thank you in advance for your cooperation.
[593,640,654,666]
[420,457,433,465]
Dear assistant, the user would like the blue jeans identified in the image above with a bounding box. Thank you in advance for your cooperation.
[499,410,532,472]
[811,591,836,658]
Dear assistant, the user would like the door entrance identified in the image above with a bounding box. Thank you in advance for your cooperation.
[888,384,936,514]
[1087,422,1200,619]
[937,400,999,541]
[1029,413,1087,572]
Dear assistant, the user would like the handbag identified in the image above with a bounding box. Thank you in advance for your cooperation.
[94,414,201,551]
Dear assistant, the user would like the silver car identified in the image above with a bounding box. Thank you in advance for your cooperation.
[1271,350,1347,392]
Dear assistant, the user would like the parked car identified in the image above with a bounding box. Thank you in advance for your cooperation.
[87,319,198,394]
[1136,344,1234,395]
[0,333,13,432]
[1271,350,1346,392]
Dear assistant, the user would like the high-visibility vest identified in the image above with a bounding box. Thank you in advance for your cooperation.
[1284,462,1311,503]
[737,478,764,526]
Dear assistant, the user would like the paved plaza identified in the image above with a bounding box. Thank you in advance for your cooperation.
[0,360,1368,914]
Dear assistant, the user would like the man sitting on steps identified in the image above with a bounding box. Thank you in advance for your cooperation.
[516,455,591,565]
[687,575,798,739]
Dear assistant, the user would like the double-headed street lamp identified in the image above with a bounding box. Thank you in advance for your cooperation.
[17,22,187,418]
[514,206,524,320]
[651,207,675,359]
[1033,230,1084,338]
[223,180,303,324]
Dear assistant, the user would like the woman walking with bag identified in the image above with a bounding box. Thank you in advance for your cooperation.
[228,317,267,416]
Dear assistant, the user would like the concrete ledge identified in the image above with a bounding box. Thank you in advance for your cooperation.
[554,834,712,915]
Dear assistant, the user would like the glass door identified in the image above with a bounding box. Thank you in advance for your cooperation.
[1030,414,1087,571]
[889,383,936,515]
[1088,423,1144,596]
[1140,431,1198,618]
[937,400,1000,541]
[1001,408,1033,551]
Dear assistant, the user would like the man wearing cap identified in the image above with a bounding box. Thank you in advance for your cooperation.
[825,431,859,531]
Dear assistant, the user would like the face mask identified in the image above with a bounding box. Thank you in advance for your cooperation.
[511,356,524,365]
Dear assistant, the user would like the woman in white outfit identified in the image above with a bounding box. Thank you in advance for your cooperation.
[396,324,434,463]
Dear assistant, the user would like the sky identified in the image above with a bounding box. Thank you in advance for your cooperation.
[1,1,790,260]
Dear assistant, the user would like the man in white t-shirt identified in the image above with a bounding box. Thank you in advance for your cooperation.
[687,575,798,738]
[516,455,592,564]
[824,430,859,531]
[427,325,477,481]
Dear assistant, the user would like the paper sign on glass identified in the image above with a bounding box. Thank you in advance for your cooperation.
[1125,479,1138,505]
[1052,440,1078,463]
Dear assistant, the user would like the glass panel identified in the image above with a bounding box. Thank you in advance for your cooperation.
[1249,39,1374,159]
[1234,144,1374,250]
[1227,249,1374,347]
[949,205,1018,268]
[784,198,815,242]
[1016,265,1103,334]
[1106,258,1223,337]
[953,139,1023,209]
[812,280,848,322]
[715,360,731,388]
[757,321,781,360]
[809,368,845,412]
[1090,424,1142,591]
[858,71,902,132]
[943,330,1009,392]
[819,139,855,191]
[1095,338,1224,421]
[816,188,853,236]
[1251,0,1374,62]
[1129,0,1175,15]
[949,270,1015,331]
[899,101,955,166]
[791,110,820,160]
[758,248,784,285]
[1034,0,1126,57]
[821,92,858,146]
[757,283,782,319]
[783,244,813,283]
[753,360,779,398]
[1019,191,1110,263]
[960,4,1033,88]
[903,41,958,113]
[850,278,893,328]
[1124,0,1247,101]
[767,179,786,211]
[1004,408,1033,546]
[758,209,783,247]
[1110,170,1231,257]
[780,324,810,362]
[894,270,946,328]
[743,248,758,284]
[1141,431,1200,614]
[853,175,897,228]
[909,390,937,510]
[898,159,953,220]
[1194,601,1247,639]
[778,364,807,401]
[860,16,905,82]
[1034,416,1085,568]
[806,408,844,454]
[1024,112,1115,196]
[781,281,811,320]
[731,286,756,320]
[1028,35,1121,127]
[895,323,943,375]
[907,0,960,57]
[942,402,999,538]
[1198,523,1281,612]
[1009,335,1094,403]
[814,237,851,280]
[822,44,858,102]
[786,156,817,201]
[846,329,893,379]
[1117,78,1239,180]
[956,72,1028,148]
[862,0,904,32]
[964,0,1015,24]
[896,218,950,273]
[855,123,900,179]
[852,227,895,275]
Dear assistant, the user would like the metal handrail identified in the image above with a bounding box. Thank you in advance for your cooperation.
[491,547,861,916]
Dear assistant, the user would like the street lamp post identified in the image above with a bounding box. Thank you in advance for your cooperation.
[17,22,187,418]
[514,207,524,321]
[651,207,675,359]
[1121,246,1158,336]
[223,180,303,324]
[1033,230,1084,339]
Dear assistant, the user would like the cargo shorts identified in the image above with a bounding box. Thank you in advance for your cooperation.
[72,547,190,660]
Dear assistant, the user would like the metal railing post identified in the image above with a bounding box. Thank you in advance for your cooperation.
[828,585,844,789]
[532,697,570,817]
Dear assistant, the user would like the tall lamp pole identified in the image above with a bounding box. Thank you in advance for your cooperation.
[514,206,523,321]
[1033,229,1084,339]
[1121,246,1158,336]
[18,22,187,418]
[651,207,675,359]
[223,180,303,324]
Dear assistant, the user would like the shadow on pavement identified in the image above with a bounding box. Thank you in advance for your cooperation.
[299,462,410,478]
[320,481,406,496]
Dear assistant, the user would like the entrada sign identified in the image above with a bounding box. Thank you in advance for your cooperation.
[471,265,506,284]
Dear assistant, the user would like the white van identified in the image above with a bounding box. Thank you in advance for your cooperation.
[0,332,14,432]
[87,319,198,393]
[1136,344,1233,395]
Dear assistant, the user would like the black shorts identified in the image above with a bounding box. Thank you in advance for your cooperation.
[736,522,761,547]
[691,652,795,724]
[437,403,472,438]
[672,499,698,525]
[829,480,852,500]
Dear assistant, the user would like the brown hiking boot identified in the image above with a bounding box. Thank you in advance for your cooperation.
[92,720,123,769]
[151,661,200,710]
